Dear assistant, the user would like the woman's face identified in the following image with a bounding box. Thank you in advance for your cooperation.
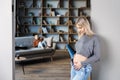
[76,24,86,34]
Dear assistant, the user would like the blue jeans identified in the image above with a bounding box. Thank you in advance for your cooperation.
[38,41,47,49]
[71,64,92,80]
[66,44,92,80]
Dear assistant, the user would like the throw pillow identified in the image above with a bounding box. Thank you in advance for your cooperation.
[44,37,53,47]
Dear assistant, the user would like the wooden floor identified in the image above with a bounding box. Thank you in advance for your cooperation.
[15,51,71,80]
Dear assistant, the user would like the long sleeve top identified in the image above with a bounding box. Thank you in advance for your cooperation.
[33,39,41,47]
[75,34,100,66]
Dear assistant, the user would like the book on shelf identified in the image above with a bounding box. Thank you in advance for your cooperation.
[87,0,91,8]
[58,30,65,33]
[36,18,41,25]
[38,28,42,33]
[65,20,69,25]
[51,28,54,33]
[32,20,36,24]
[16,24,19,32]
[29,3,33,8]
[69,28,73,33]
[42,27,48,33]
[69,20,73,25]
[57,20,60,25]
[65,12,69,16]
[50,11,55,16]
[16,24,20,37]
[28,12,34,16]
[64,45,67,51]
[60,35,64,42]
[79,8,87,16]
[64,20,73,25]
[57,1,60,8]
[43,20,47,25]
[19,2,25,7]
[25,27,29,33]
[69,37,72,42]
[69,0,74,8]
[17,16,20,25]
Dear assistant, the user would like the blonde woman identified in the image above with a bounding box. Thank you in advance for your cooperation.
[66,16,100,80]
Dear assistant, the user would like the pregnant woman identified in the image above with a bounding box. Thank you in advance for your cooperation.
[66,16,100,80]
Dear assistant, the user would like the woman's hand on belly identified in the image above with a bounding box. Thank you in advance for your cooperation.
[73,54,87,70]
[73,61,82,70]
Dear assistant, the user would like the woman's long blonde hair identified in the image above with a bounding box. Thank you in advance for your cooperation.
[76,16,94,38]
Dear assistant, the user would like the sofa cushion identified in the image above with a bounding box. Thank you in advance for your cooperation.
[15,48,54,57]
[15,36,34,48]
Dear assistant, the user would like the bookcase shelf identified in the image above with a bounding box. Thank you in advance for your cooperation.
[16,0,91,51]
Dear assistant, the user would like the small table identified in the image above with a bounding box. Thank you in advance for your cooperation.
[15,57,26,74]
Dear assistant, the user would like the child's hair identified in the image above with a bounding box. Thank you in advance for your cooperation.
[39,37,44,41]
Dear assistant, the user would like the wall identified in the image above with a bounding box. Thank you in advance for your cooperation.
[0,0,13,80]
[91,0,120,80]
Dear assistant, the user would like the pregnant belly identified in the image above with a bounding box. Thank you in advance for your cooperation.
[74,53,87,62]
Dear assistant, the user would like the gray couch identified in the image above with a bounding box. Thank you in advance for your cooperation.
[15,36,56,62]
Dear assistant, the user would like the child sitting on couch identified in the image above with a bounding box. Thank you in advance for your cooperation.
[33,34,52,49]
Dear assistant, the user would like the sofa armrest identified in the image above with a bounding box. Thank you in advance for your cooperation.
[52,42,56,49]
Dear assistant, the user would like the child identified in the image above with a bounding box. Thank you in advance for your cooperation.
[33,35,41,47]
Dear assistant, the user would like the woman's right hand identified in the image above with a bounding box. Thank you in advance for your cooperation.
[73,54,82,70]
